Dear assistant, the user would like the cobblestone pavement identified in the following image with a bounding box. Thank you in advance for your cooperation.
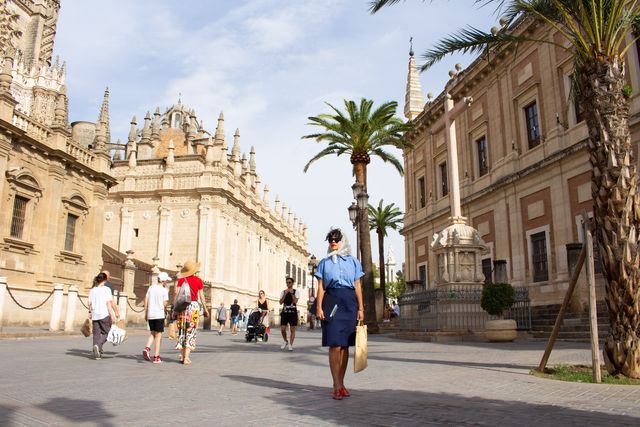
[0,329,639,426]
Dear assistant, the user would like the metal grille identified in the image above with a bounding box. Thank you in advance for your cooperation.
[399,284,531,332]
[10,196,28,239]
[525,102,540,148]
[477,135,488,176]
[531,231,549,282]
[64,213,78,251]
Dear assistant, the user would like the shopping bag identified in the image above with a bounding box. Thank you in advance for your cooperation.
[80,318,92,337]
[106,324,127,346]
[168,322,178,340]
[354,321,368,373]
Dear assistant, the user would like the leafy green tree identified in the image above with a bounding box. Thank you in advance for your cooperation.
[370,0,640,378]
[386,270,407,301]
[303,98,413,331]
[368,199,403,304]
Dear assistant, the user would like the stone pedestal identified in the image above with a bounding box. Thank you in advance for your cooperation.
[431,217,487,286]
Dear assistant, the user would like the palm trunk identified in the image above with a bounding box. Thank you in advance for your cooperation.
[378,229,386,305]
[581,58,640,378]
[354,162,378,333]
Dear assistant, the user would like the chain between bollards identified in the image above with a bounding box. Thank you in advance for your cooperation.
[5,286,55,310]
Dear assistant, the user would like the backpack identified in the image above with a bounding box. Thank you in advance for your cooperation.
[174,278,192,313]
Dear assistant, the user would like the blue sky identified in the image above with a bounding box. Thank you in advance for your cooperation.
[54,0,497,272]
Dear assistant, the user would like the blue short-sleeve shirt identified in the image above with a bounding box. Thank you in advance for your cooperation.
[315,255,364,289]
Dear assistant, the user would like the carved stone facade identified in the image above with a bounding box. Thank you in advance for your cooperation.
[401,17,640,306]
[104,103,310,313]
[0,0,116,325]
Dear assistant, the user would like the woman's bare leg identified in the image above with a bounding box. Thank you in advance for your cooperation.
[329,347,342,391]
[339,347,349,386]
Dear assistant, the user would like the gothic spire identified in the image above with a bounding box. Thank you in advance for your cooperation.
[404,39,424,121]
[98,87,111,144]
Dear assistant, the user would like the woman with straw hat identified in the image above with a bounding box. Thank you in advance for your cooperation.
[174,260,209,365]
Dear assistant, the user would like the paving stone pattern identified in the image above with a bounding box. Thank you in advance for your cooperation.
[0,330,639,426]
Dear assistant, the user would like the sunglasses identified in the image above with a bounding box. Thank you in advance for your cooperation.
[286,281,293,284]
[329,237,341,243]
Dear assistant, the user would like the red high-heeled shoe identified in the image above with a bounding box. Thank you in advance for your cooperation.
[339,387,350,397]
[332,389,343,400]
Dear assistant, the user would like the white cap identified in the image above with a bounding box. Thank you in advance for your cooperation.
[158,272,171,282]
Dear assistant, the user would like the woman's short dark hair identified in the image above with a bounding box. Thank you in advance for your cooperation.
[325,228,343,242]
[93,272,107,287]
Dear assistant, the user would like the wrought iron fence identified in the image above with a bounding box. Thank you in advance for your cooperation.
[399,285,531,332]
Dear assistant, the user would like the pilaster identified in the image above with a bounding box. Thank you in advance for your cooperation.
[157,206,172,268]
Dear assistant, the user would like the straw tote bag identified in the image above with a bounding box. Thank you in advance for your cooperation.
[354,320,368,373]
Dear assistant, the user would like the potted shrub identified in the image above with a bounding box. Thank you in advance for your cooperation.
[481,282,517,342]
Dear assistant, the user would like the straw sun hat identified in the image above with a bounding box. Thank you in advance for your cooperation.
[177,260,201,278]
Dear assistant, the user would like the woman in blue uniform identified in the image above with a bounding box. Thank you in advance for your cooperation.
[315,228,364,400]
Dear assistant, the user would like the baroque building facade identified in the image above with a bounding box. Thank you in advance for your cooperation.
[104,102,309,314]
[0,0,115,325]
[401,16,640,309]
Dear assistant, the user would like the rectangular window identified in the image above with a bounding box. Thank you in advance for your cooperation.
[64,214,78,252]
[525,102,541,149]
[531,231,549,282]
[297,266,302,285]
[418,177,426,208]
[439,162,448,197]
[10,196,28,239]
[286,261,291,276]
[482,258,492,284]
[418,265,427,287]
[476,136,488,177]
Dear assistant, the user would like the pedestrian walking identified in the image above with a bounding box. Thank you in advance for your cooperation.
[88,272,120,360]
[142,272,170,364]
[257,290,270,327]
[230,299,241,335]
[279,276,300,351]
[315,228,364,400]
[174,261,209,365]
[216,302,227,335]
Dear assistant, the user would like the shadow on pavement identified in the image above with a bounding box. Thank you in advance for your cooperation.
[37,397,115,427]
[222,375,639,426]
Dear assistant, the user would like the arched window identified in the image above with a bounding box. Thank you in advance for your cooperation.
[172,112,182,129]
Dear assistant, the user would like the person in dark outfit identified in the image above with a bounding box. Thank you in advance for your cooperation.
[315,228,364,400]
[230,299,241,335]
[279,277,300,351]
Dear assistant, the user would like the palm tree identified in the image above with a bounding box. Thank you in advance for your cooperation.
[371,0,640,378]
[303,98,413,331]
[368,199,403,306]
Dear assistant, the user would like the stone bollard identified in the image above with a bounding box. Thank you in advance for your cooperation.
[0,277,6,328]
[49,284,65,331]
[118,292,128,324]
[64,285,78,332]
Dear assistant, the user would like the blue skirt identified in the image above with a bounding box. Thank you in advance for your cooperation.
[321,287,357,347]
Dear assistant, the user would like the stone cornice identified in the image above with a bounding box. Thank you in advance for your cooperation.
[0,117,117,187]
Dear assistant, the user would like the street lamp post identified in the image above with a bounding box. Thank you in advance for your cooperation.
[348,201,359,259]
[307,255,318,298]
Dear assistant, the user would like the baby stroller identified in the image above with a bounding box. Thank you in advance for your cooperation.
[245,308,269,342]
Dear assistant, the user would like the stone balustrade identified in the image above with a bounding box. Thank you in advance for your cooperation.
[65,139,95,167]
[12,111,51,141]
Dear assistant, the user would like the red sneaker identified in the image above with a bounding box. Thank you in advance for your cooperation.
[142,347,151,361]
[153,355,162,364]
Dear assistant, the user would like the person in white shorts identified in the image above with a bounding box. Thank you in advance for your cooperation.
[143,272,170,364]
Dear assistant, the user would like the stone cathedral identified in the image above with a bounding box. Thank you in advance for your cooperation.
[104,102,309,311]
[0,0,309,326]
